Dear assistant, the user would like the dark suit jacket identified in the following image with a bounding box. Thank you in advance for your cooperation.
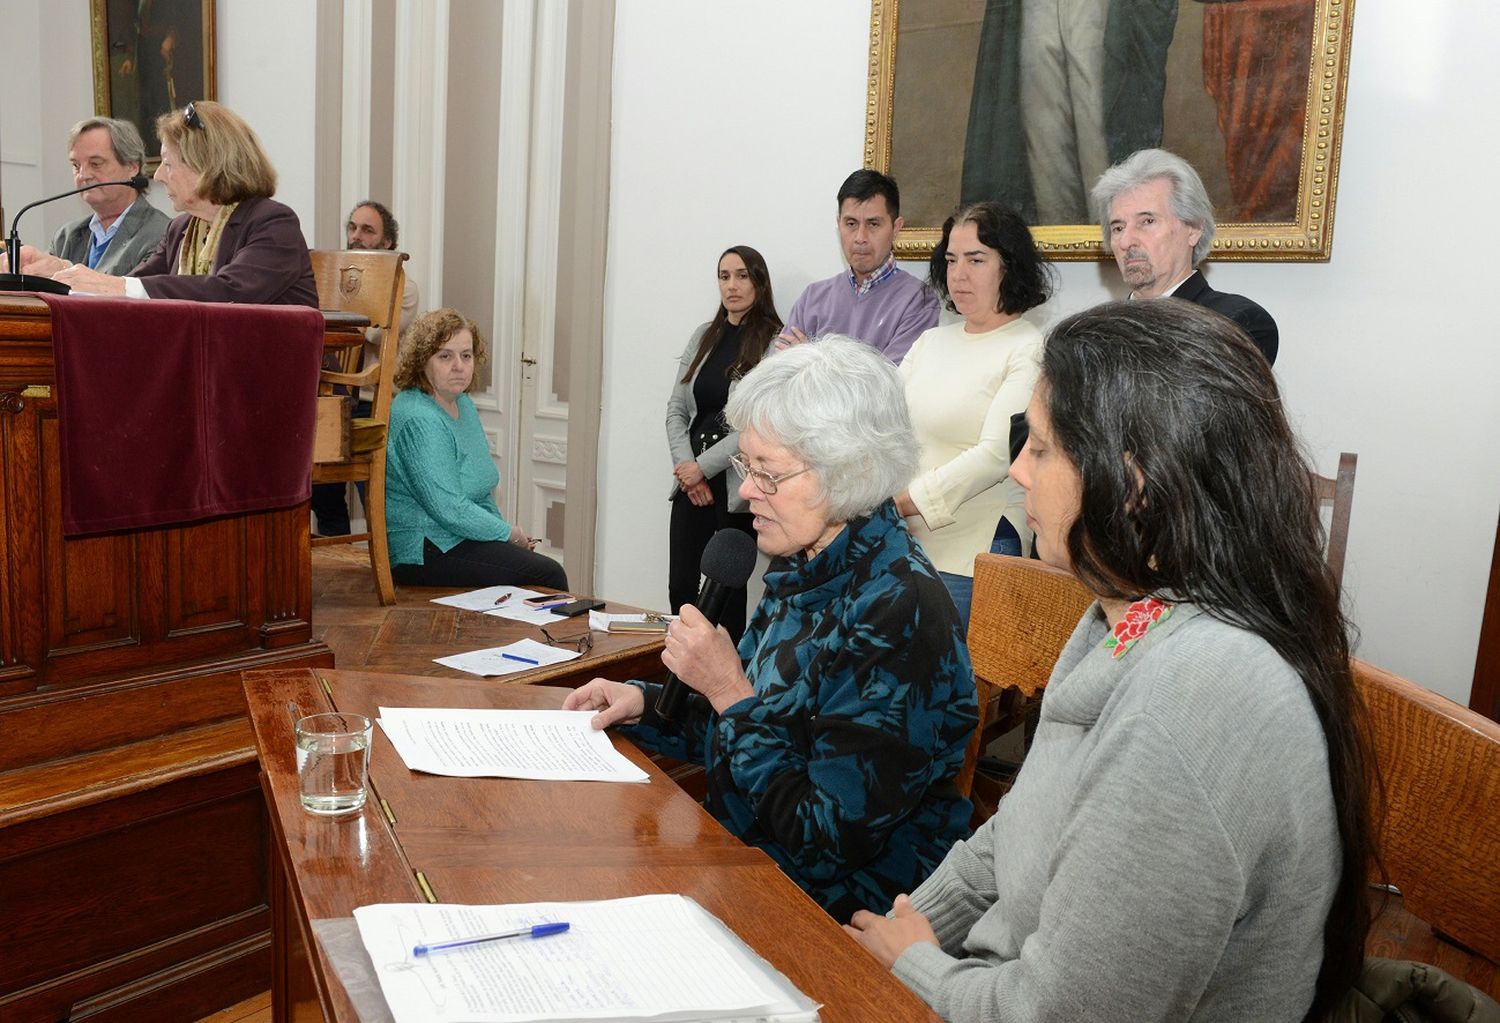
[132,197,318,307]
[50,199,170,276]
[1173,269,1279,366]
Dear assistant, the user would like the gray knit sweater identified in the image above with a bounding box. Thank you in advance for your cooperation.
[895,602,1340,1022]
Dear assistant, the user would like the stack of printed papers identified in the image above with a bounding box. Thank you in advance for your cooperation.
[377,706,649,783]
[353,894,820,1023]
[433,637,581,677]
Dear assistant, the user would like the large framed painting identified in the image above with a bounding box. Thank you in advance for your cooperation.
[865,0,1355,261]
[90,0,217,163]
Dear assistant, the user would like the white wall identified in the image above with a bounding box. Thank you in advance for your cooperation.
[210,0,320,234]
[599,0,1500,707]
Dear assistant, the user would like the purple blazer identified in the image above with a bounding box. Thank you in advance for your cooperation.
[130,196,318,307]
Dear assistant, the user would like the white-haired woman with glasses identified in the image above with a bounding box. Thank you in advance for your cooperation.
[566,337,977,922]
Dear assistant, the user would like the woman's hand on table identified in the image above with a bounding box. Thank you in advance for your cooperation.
[664,604,752,713]
[51,263,127,295]
[674,459,705,488]
[563,678,646,729]
[845,894,939,968]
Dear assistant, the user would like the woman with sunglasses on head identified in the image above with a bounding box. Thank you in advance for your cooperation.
[895,202,1053,630]
[569,337,977,921]
[49,101,316,306]
[848,300,1375,1023]
[664,245,781,641]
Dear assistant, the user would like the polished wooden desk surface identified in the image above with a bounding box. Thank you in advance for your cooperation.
[315,582,669,685]
[245,667,931,1022]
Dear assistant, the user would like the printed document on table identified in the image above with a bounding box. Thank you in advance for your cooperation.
[377,706,649,782]
[429,585,543,612]
[353,893,820,1023]
[428,586,570,625]
[433,638,578,677]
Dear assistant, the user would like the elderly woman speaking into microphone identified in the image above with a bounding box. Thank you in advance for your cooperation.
[566,337,976,921]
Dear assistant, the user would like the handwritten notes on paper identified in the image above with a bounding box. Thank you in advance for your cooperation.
[377,707,649,783]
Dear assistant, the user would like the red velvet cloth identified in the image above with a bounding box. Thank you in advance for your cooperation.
[41,294,325,536]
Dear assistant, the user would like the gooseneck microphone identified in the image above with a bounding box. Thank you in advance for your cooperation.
[2,174,151,295]
[654,528,759,724]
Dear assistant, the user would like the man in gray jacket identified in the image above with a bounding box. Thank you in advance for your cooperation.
[44,118,168,275]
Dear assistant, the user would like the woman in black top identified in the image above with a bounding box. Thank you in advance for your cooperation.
[664,245,781,640]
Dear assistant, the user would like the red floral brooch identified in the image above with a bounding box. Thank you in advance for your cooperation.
[1103,596,1174,659]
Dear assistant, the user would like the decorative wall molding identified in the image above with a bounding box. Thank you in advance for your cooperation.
[393,0,450,307]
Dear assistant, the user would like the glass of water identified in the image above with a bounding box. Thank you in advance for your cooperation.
[294,712,372,816]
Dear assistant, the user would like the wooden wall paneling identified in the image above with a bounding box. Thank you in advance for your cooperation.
[167,515,250,637]
[37,401,142,655]
[260,504,315,649]
[0,763,271,1022]
[0,295,335,1021]
[0,382,45,694]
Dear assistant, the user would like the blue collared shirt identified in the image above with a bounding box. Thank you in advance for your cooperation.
[85,200,137,268]
[846,253,899,296]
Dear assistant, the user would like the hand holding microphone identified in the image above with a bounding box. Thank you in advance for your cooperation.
[655,528,758,723]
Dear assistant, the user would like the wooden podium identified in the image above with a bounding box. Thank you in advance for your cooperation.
[0,296,334,1022]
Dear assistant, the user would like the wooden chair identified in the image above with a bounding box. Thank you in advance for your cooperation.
[957,553,1094,823]
[1313,451,1357,587]
[309,249,409,606]
[1355,657,1500,965]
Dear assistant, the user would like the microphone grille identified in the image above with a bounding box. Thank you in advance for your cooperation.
[700,529,758,588]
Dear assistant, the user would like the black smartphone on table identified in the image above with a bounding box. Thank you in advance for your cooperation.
[551,598,606,617]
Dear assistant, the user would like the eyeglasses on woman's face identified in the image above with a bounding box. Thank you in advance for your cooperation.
[728,452,812,496]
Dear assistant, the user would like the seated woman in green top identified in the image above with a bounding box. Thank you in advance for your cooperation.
[385,309,567,590]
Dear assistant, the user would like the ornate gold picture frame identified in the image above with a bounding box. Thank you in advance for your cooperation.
[90,0,217,164]
[865,0,1355,262]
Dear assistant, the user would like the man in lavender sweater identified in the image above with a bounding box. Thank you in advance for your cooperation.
[777,169,939,364]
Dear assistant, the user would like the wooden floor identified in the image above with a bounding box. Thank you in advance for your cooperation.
[310,542,444,672]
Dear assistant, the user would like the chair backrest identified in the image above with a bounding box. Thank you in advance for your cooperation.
[1313,451,1357,586]
[310,249,408,331]
[956,553,1094,796]
[1354,657,1500,962]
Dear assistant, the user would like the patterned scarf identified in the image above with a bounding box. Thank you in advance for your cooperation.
[174,202,238,276]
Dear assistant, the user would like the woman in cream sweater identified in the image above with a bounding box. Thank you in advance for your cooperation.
[896,202,1054,627]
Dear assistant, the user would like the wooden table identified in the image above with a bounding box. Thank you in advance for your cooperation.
[313,578,670,686]
[244,668,932,1023]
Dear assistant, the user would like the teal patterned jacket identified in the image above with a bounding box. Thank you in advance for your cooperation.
[626,499,976,920]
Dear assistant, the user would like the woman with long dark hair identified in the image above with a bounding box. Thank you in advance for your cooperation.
[848,300,1374,1022]
[665,245,781,639]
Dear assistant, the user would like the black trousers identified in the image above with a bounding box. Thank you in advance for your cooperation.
[668,471,756,642]
[392,538,568,591]
[311,399,372,536]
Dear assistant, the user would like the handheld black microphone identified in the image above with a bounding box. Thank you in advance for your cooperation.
[2,174,151,295]
[654,528,759,724]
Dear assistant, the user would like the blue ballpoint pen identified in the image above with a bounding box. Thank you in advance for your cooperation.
[412,921,570,956]
[501,652,540,665]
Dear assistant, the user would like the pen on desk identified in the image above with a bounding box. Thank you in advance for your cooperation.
[413,921,569,956]
[531,598,571,610]
[501,652,539,665]
[493,593,512,605]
